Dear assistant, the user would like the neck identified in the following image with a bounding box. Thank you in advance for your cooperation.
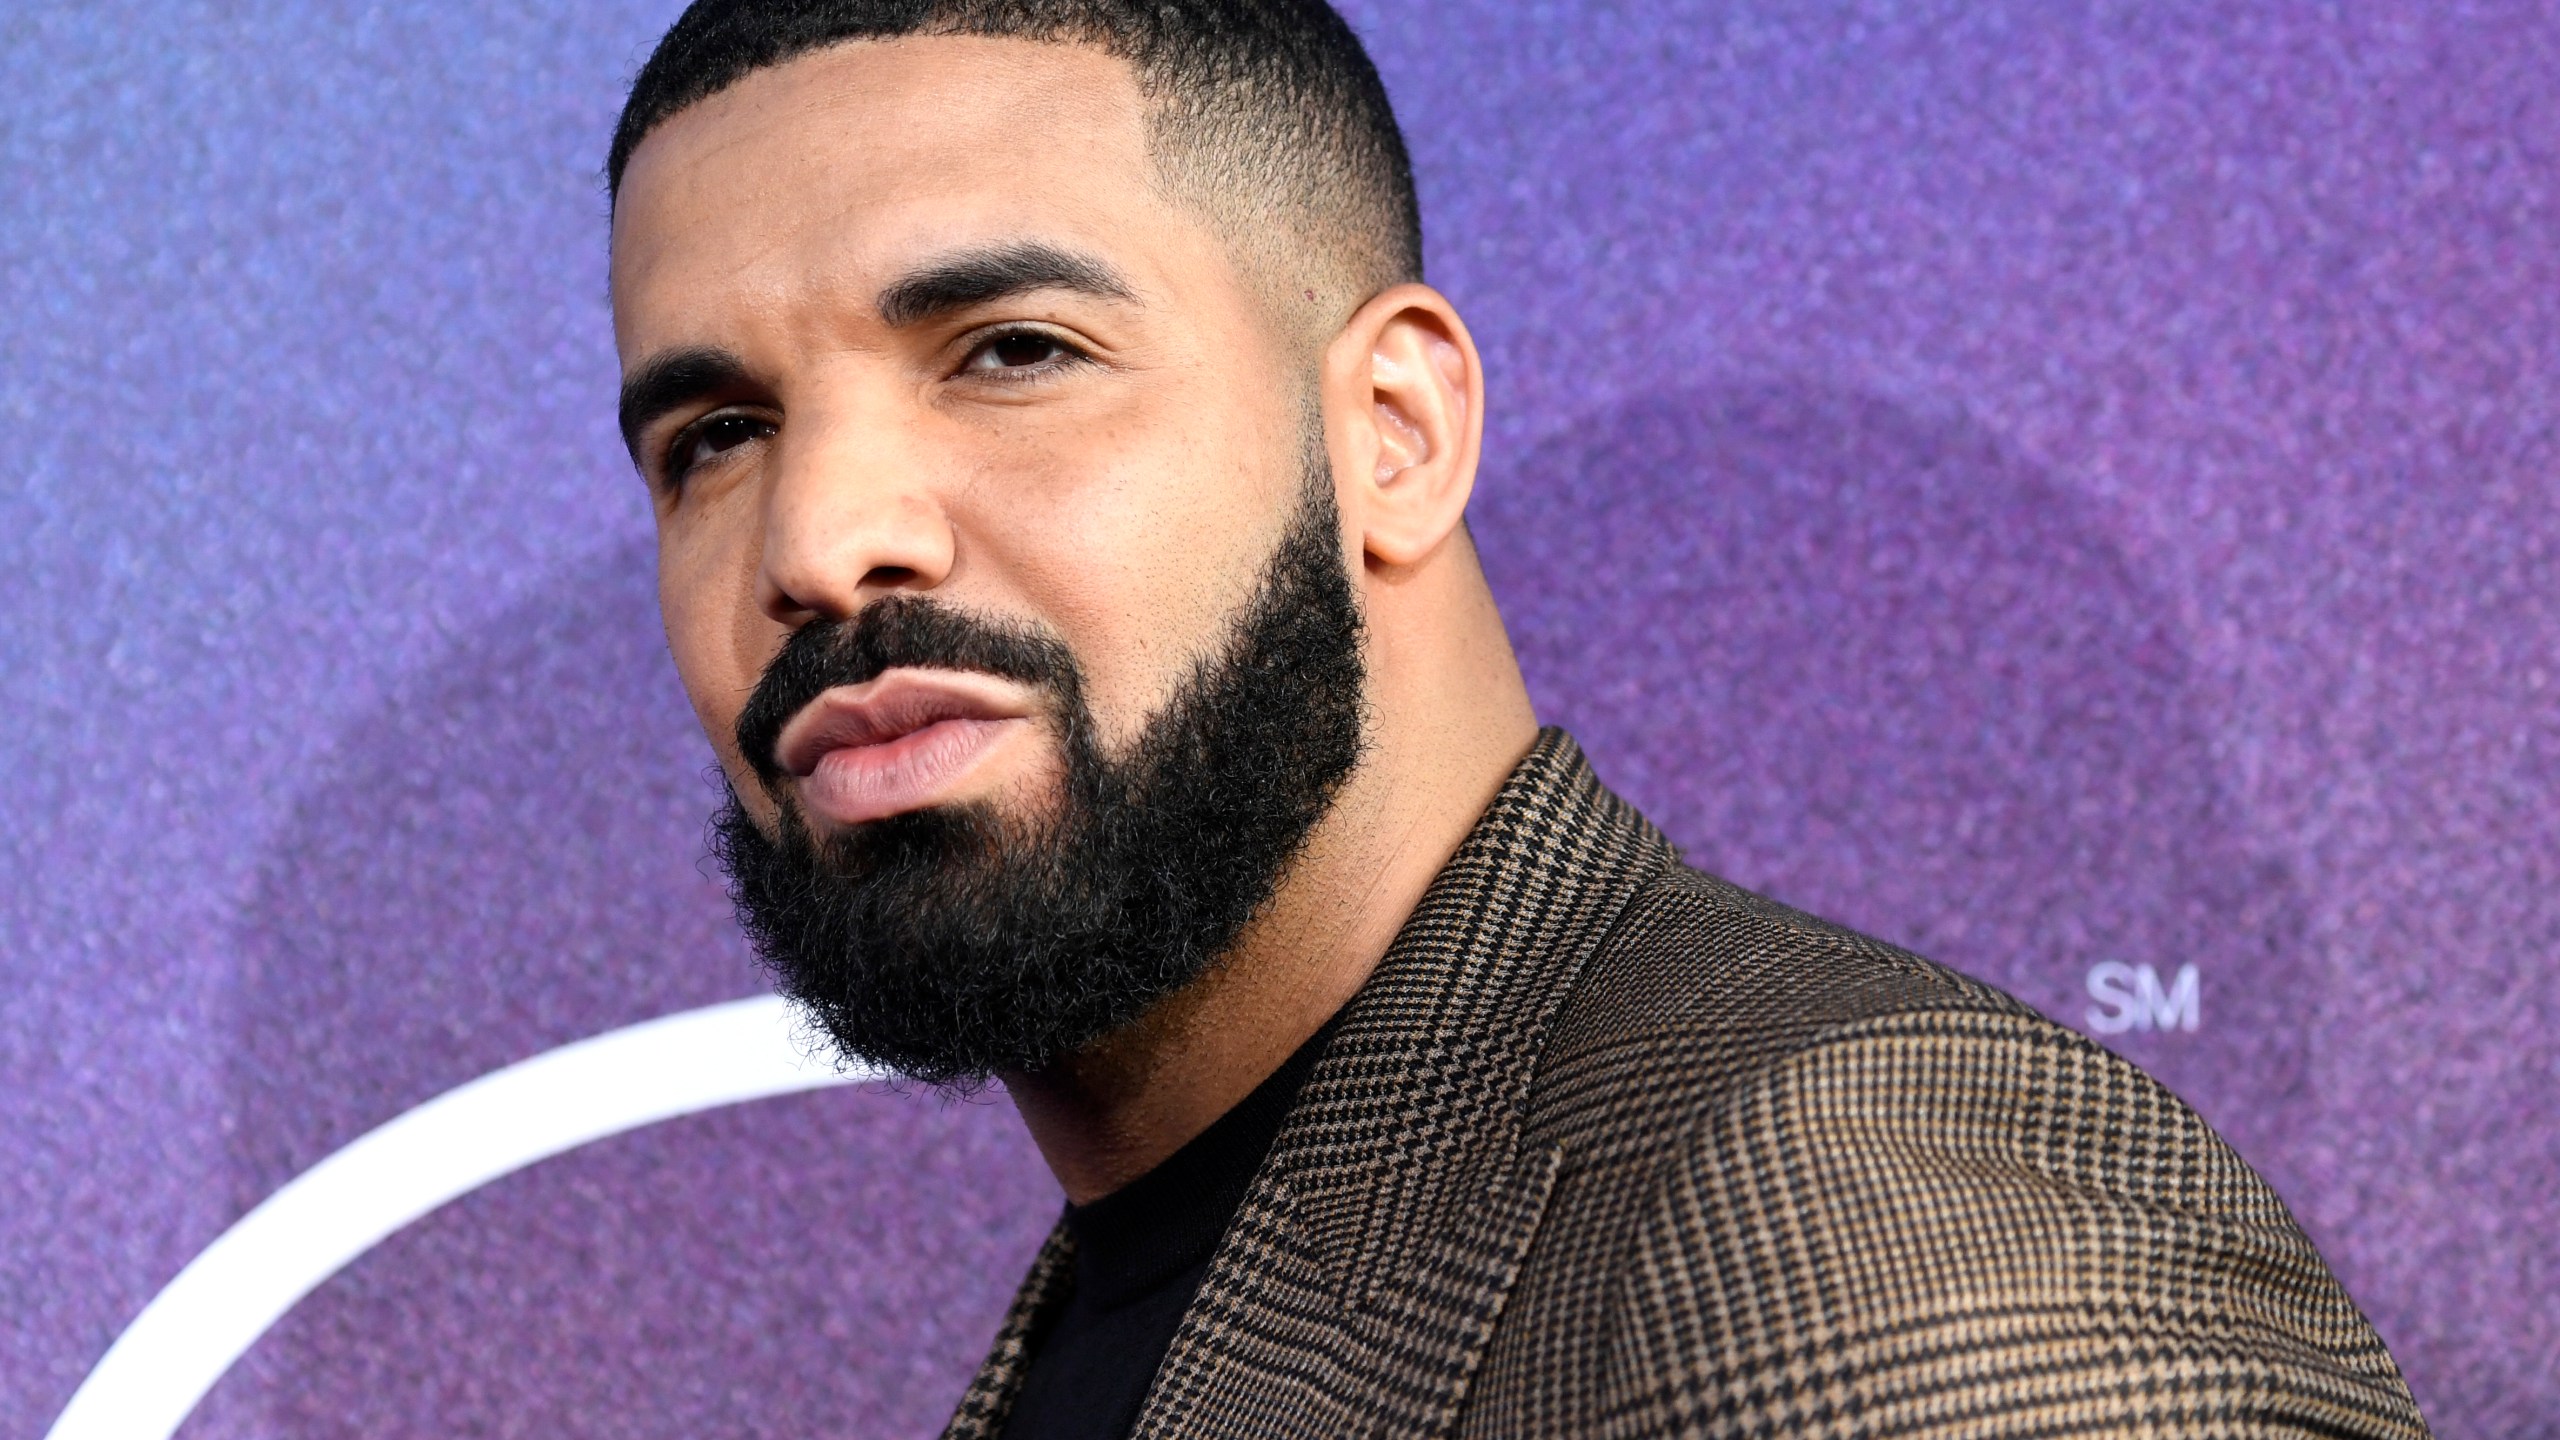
[1002,560,1536,1205]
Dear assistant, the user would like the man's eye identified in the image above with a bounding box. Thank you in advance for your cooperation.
[669,413,770,480]
[964,331,1078,374]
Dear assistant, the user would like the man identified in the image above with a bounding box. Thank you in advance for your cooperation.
[604,2,2429,1435]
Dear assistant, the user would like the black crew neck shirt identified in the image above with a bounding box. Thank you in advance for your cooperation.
[998,1014,1342,1440]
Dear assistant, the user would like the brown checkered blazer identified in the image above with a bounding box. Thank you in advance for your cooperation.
[943,731,2428,1438]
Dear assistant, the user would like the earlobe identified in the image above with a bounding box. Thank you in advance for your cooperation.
[1324,284,1485,570]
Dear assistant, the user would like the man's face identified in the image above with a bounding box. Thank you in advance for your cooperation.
[609,37,1366,1081]
[612,36,1313,834]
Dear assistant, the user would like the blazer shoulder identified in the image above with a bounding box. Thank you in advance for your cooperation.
[1506,865,2428,1437]
[1527,862,2034,1166]
[1607,861,2035,1030]
[1591,1007,2429,1437]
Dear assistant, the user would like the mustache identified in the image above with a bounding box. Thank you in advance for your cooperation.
[733,596,1080,788]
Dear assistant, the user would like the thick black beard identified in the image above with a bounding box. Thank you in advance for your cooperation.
[711,468,1366,1087]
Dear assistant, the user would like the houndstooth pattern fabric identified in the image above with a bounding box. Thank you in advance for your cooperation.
[942,730,2429,1439]
[943,1223,1071,1439]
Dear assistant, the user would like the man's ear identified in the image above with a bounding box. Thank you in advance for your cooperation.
[1320,284,1486,569]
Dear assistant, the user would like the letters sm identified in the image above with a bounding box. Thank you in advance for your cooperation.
[2085,961,2202,1035]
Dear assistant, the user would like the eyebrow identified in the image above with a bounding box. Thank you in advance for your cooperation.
[875,242,1137,328]
[618,345,752,464]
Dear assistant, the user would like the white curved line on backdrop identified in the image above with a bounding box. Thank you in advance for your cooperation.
[46,995,872,1440]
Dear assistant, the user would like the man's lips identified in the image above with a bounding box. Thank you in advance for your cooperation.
[769,670,1039,829]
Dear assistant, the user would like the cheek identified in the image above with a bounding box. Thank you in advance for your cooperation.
[656,516,771,785]
[962,428,1300,752]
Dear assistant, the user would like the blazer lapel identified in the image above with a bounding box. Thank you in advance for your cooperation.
[939,1221,1072,1440]
[1132,731,1679,1440]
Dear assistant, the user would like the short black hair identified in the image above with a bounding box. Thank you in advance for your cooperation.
[608,0,1423,299]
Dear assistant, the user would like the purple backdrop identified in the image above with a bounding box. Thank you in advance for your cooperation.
[6,2,2555,1435]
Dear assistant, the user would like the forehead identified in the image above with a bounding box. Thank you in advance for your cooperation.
[609,36,1202,353]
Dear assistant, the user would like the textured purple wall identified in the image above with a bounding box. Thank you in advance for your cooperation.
[6,2,2554,1435]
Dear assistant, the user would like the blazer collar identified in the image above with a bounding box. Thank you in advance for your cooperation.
[943,730,1677,1440]
[1253,728,1678,1305]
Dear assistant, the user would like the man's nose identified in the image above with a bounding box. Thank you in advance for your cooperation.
[755,410,958,625]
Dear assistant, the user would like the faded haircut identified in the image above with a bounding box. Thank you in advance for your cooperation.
[606,0,1423,310]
